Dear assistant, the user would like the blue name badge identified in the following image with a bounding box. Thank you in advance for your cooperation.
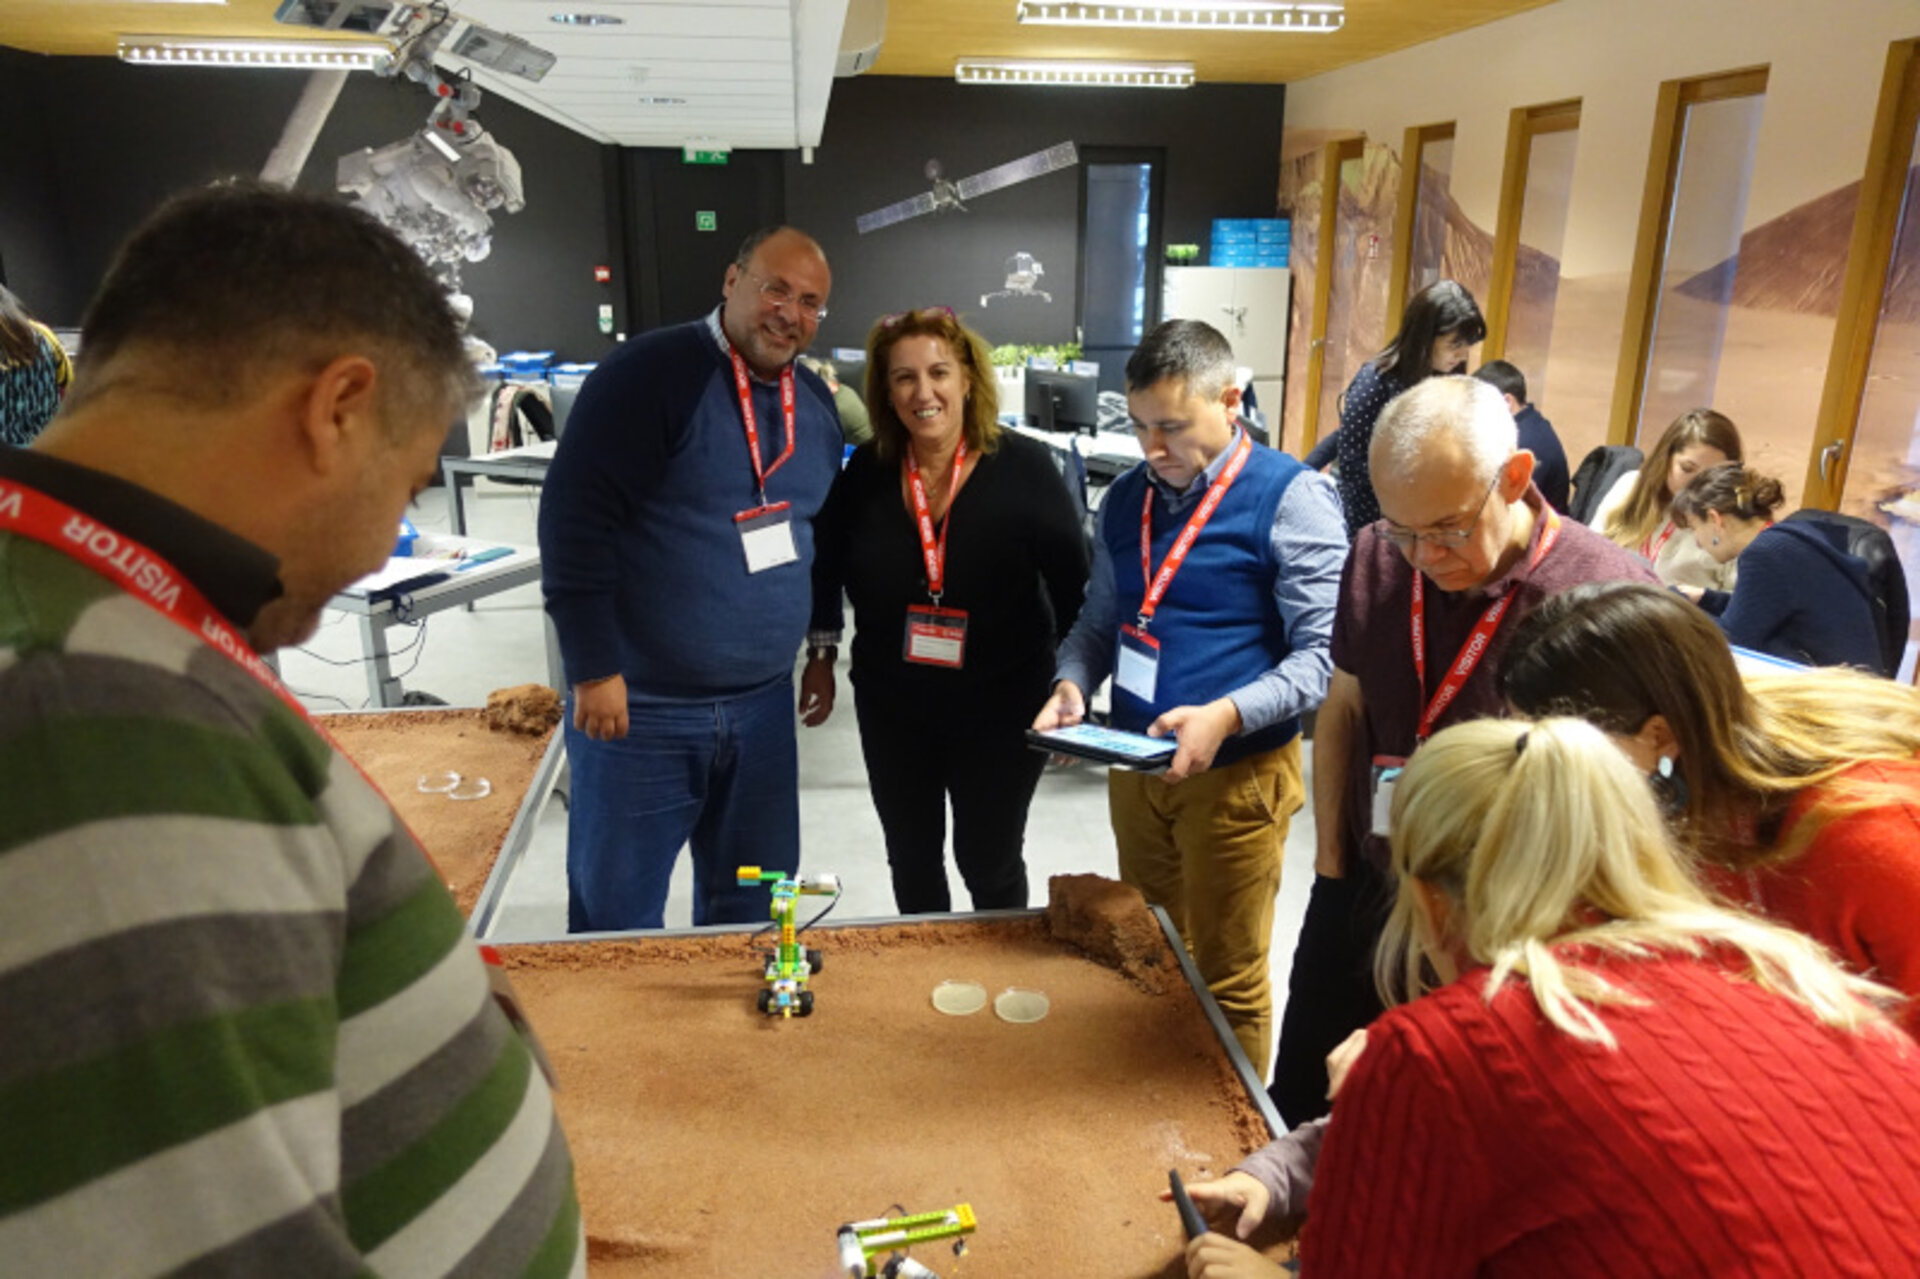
[1116,623,1160,702]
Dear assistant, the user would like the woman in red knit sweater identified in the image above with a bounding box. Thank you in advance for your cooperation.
[1499,581,1920,1029]
[1184,715,1920,1279]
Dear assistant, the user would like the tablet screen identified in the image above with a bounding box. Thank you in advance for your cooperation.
[1032,723,1176,764]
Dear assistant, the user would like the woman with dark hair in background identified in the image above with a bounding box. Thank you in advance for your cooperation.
[1500,581,1920,1033]
[1669,461,1882,670]
[1333,279,1486,536]
[805,306,1087,914]
[1182,714,1920,1279]
[1592,407,1742,591]
[0,284,71,447]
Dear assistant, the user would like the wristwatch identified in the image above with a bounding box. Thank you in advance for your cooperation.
[807,644,837,662]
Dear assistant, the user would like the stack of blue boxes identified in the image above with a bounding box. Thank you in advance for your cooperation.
[1210,219,1290,269]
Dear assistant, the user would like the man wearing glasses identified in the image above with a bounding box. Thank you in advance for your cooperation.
[1270,375,1656,1126]
[540,227,842,931]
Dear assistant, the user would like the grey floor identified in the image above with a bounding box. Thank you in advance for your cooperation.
[281,479,1319,1076]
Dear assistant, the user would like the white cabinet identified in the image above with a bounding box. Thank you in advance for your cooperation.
[1162,267,1291,414]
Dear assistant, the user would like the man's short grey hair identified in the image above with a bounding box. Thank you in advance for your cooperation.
[1370,375,1518,486]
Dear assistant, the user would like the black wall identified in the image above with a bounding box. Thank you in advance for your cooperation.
[786,76,1286,357]
[0,47,618,361]
[620,147,786,332]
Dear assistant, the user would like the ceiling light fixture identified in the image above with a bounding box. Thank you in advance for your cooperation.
[117,35,393,70]
[955,58,1195,88]
[1016,2,1345,32]
[550,12,624,26]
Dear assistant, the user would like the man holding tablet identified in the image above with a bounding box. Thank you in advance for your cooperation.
[1033,319,1345,1074]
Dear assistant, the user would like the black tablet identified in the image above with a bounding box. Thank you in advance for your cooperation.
[1026,723,1177,771]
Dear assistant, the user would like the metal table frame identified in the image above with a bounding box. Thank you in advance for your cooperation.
[465,728,569,938]
[324,541,559,707]
[483,904,1282,1140]
[441,446,555,538]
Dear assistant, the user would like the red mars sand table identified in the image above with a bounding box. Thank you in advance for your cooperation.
[500,877,1283,1278]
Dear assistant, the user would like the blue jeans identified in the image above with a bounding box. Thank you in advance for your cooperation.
[564,675,800,931]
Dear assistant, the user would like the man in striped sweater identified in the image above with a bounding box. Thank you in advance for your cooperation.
[0,184,581,1276]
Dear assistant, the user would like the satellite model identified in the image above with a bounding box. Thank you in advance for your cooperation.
[857,142,1080,235]
[981,251,1052,307]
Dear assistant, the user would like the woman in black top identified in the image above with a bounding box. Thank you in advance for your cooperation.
[1333,279,1486,537]
[806,307,1088,913]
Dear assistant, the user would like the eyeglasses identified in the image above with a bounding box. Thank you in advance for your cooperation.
[741,269,828,322]
[880,306,957,327]
[1376,471,1501,551]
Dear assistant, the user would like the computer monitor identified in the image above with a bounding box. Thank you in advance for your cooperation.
[1025,369,1100,434]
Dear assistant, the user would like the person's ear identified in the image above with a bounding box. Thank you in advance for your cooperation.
[298,354,380,476]
[1503,393,1523,416]
[1634,713,1679,762]
[1410,878,1463,975]
[1220,384,1243,417]
[721,262,742,302]
[1500,448,1535,500]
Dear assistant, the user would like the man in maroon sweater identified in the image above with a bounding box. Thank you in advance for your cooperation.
[1270,376,1657,1124]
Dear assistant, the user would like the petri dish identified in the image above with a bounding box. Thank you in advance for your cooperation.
[417,771,461,794]
[994,987,1050,1024]
[932,980,988,1016]
[447,775,493,801]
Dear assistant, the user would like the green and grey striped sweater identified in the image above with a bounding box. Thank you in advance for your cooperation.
[0,531,583,1277]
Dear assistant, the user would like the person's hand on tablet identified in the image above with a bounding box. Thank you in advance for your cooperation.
[1150,696,1241,782]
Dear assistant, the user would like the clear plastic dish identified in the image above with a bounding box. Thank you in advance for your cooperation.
[931,979,988,1016]
[447,776,493,801]
[993,987,1050,1024]
[416,770,461,794]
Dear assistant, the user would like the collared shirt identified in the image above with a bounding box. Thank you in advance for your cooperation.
[704,307,784,386]
[1054,427,1347,733]
[0,444,282,628]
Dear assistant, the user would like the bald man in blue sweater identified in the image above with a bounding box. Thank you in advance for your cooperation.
[540,228,841,931]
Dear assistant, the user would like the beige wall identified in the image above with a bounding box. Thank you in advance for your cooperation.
[1281,0,1919,494]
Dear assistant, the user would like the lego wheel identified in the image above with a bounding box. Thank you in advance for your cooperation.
[798,991,815,1017]
[806,947,824,973]
[756,988,772,1014]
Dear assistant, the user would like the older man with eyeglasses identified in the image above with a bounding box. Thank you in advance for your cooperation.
[540,226,842,931]
[1269,374,1658,1127]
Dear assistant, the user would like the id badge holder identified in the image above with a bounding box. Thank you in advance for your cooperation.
[1116,623,1161,702]
[1370,754,1408,837]
[735,501,797,574]
[904,604,968,668]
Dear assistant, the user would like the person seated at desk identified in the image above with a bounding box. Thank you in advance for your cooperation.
[1182,714,1920,1279]
[1473,359,1569,513]
[1669,461,1883,671]
[1592,407,1741,591]
[1502,581,1920,1033]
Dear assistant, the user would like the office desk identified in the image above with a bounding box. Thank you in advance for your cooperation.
[328,538,559,707]
[441,440,556,538]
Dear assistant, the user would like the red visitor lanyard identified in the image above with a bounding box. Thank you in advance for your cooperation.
[1136,432,1253,631]
[1644,520,1676,563]
[905,441,968,602]
[726,345,796,506]
[1411,507,1562,740]
[0,475,449,873]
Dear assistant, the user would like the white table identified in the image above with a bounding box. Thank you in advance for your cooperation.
[441,440,556,538]
[327,537,559,707]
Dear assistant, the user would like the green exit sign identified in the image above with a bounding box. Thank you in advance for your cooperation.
[683,148,729,165]
[695,211,717,233]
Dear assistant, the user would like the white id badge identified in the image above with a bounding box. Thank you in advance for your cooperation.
[1370,755,1407,837]
[735,503,798,574]
[904,605,968,668]
[1115,624,1160,702]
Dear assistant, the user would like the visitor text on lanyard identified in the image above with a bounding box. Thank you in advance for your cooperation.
[902,443,970,668]
[1115,432,1254,703]
[726,345,800,574]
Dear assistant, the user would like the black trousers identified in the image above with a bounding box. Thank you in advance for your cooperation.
[853,684,1046,914]
[1269,857,1392,1128]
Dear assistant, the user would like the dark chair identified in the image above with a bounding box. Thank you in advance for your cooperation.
[1783,508,1910,677]
[1568,444,1644,527]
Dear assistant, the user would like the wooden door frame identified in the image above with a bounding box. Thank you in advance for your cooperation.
[1484,100,1582,361]
[1301,134,1365,454]
[1803,37,1920,509]
[1386,122,1457,325]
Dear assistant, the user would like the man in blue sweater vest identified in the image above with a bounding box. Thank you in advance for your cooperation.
[539,227,841,931]
[1034,319,1347,1074]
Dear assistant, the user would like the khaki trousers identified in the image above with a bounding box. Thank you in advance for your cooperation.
[1107,738,1303,1078]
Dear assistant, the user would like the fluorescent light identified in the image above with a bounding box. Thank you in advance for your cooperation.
[118,35,393,70]
[955,58,1195,88]
[1016,2,1345,31]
